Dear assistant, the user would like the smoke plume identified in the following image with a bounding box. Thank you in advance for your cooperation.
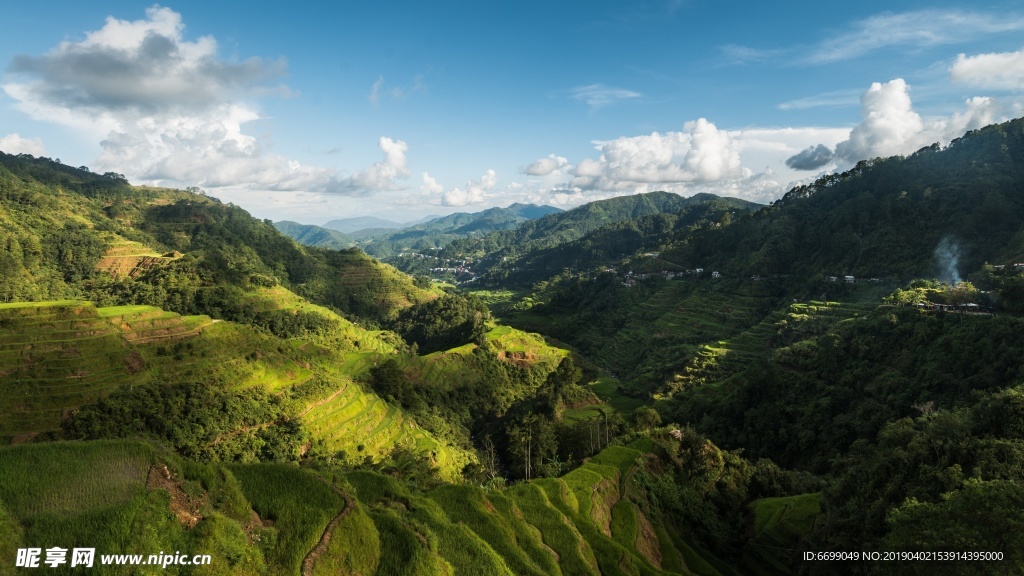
[934,237,962,284]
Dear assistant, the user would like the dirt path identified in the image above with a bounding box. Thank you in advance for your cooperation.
[206,423,273,447]
[122,319,217,344]
[301,482,354,576]
[297,384,348,418]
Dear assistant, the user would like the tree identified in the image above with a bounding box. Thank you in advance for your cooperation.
[946,281,979,307]
[480,434,500,481]
[634,407,661,431]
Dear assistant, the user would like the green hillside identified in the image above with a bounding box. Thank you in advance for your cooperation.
[440,191,756,265]
[5,118,1024,574]
[0,430,807,575]
[272,221,355,250]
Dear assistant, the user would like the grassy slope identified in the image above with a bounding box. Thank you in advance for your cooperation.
[0,435,821,575]
[0,297,477,479]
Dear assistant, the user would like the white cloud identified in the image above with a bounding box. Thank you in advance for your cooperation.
[0,133,46,156]
[807,10,1024,64]
[568,84,641,110]
[950,49,1024,90]
[420,172,444,195]
[440,169,497,207]
[2,6,404,196]
[369,76,384,106]
[834,79,924,162]
[833,78,1002,164]
[367,74,425,107]
[569,118,743,191]
[5,6,285,115]
[718,44,782,64]
[777,89,862,110]
[524,154,570,176]
[347,137,410,191]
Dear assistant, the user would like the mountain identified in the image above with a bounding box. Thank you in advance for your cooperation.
[424,191,756,287]
[5,118,1024,573]
[507,118,1024,388]
[273,220,354,249]
[493,118,1024,559]
[322,215,404,233]
[337,204,564,265]
[443,191,754,259]
[0,152,823,575]
[403,203,563,236]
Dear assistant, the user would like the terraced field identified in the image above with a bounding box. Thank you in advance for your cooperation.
[0,293,482,477]
[0,301,213,440]
[322,249,444,319]
[741,493,821,575]
[342,442,722,576]
[94,237,180,279]
[303,324,565,480]
[301,375,467,478]
[0,434,808,575]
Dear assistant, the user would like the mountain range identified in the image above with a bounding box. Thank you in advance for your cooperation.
[2,117,1024,574]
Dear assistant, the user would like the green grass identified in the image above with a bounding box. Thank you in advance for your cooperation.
[610,500,638,549]
[750,493,820,543]
[311,501,380,576]
[590,446,643,481]
[0,440,199,573]
[589,377,645,415]
[428,485,555,576]
[96,304,162,318]
[0,300,87,310]
[742,493,821,576]
[228,463,346,576]
[507,482,598,576]
[0,440,154,519]
[368,508,446,576]
[405,495,514,576]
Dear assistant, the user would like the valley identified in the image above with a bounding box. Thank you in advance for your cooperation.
[2,117,1024,575]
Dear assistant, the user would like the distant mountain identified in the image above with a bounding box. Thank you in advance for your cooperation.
[402,203,562,236]
[442,191,756,262]
[356,203,563,258]
[322,216,404,233]
[274,220,354,249]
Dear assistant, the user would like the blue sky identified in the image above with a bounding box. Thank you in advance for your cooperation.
[2,1,1023,223]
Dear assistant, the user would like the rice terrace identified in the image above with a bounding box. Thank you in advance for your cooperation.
[3,1,1024,575]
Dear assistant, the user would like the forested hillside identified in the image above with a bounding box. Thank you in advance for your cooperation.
[4,117,1024,575]
[272,221,355,250]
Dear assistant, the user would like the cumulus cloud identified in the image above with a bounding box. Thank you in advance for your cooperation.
[347,137,410,190]
[785,144,835,170]
[524,154,570,176]
[834,79,924,162]
[2,6,405,196]
[440,169,497,207]
[568,84,641,110]
[831,78,1002,165]
[791,80,1002,172]
[569,118,743,191]
[420,172,444,195]
[5,6,285,115]
[950,49,1024,90]
[0,133,46,156]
